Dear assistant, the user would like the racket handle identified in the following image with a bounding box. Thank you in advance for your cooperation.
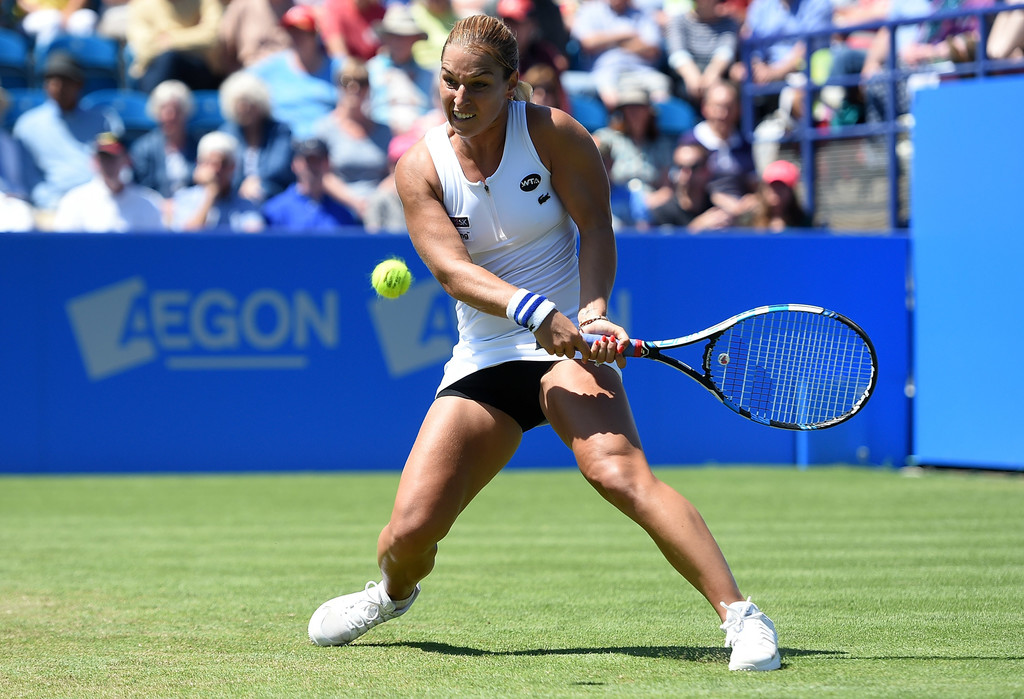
[581,333,645,358]
[534,334,645,358]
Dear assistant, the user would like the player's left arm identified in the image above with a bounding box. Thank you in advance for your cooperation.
[528,104,627,365]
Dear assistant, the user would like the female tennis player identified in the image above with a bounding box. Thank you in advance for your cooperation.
[307,14,780,672]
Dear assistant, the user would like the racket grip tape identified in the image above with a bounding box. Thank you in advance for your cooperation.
[581,333,644,358]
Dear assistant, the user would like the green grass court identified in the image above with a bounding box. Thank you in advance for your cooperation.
[2,466,1022,697]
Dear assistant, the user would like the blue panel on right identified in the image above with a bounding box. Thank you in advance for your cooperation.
[911,76,1024,470]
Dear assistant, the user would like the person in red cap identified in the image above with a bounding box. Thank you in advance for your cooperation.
[752,159,811,232]
[53,132,166,232]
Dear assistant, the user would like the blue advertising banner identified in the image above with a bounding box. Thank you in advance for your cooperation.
[0,231,909,473]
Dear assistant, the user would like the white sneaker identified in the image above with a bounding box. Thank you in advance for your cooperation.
[308,581,420,646]
[719,597,781,671]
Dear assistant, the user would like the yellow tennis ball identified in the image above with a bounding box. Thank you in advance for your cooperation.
[371,257,413,299]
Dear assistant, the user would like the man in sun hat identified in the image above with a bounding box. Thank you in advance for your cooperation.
[13,51,121,212]
[367,4,436,135]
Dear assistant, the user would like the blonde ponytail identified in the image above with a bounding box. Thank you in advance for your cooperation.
[512,80,533,102]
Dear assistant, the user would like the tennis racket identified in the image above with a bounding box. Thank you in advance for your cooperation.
[581,304,877,430]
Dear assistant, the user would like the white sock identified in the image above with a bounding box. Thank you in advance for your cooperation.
[390,593,414,609]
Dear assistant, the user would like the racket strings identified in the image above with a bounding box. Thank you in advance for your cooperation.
[711,311,875,427]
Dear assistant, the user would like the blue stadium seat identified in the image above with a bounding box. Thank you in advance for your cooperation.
[2,87,46,129]
[120,42,138,91]
[35,35,121,93]
[188,89,223,138]
[80,89,155,144]
[568,93,608,133]
[656,97,697,137]
[0,28,30,89]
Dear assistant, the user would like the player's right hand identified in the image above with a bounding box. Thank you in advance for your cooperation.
[535,312,592,361]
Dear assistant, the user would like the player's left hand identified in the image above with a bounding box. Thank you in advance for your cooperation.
[580,318,628,369]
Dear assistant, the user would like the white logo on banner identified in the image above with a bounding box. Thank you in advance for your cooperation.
[367,281,632,379]
[66,276,340,381]
[369,280,457,378]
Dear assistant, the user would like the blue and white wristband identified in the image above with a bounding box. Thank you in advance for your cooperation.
[506,289,557,332]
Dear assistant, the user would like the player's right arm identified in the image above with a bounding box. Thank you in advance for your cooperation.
[394,138,593,361]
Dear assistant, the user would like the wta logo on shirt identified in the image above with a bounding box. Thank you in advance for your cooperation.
[66,277,340,380]
[519,174,541,191]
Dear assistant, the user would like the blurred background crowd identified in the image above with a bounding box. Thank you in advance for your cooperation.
[0,0,1021,233]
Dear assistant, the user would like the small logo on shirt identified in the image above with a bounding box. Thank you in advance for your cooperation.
[450,216,470,228]
[538,193,551,205]
[519,174,542,192]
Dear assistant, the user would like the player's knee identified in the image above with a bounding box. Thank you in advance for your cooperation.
[579,456,653,515]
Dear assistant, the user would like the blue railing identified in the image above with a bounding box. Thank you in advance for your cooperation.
[739,2,1024,229]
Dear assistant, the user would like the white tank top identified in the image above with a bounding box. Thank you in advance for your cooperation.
[425,100,580,393]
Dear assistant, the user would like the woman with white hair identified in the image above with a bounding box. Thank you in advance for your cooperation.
[169,130,265,232]
[217,71,295,204]
[130,80,199,199]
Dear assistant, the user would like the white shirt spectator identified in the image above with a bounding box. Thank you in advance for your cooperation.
[54,177,165,232]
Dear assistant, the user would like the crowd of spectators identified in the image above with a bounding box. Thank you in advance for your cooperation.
[0,0,1021,233]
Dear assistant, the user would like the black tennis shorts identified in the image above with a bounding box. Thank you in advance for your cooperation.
[436,360,561,432]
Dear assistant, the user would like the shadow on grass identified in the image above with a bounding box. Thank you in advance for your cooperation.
[365,641,843,664]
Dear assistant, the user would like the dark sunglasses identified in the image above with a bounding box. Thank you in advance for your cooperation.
[670,161,705,179]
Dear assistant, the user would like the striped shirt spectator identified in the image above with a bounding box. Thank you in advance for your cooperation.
[665,0,740,103]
